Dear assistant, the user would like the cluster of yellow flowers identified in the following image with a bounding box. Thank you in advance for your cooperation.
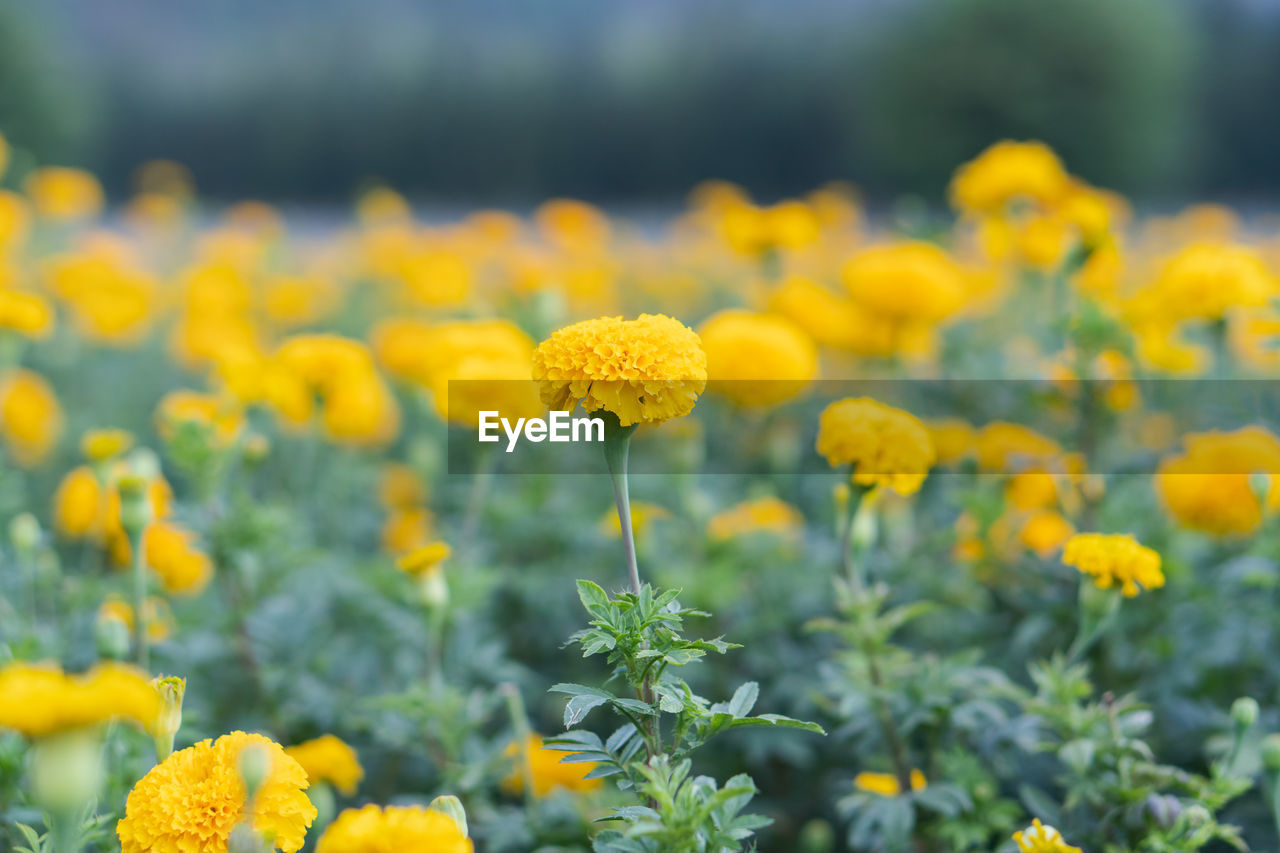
[816,397,936,496]
[0,661,160,738]
[1062,533,1165,598]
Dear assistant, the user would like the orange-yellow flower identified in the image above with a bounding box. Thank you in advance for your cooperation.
[315,804,472,853]
[285,735,364,797]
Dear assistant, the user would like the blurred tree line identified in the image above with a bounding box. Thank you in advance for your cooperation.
[0,0,1278,205]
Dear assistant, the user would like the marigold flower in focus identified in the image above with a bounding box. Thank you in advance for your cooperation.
[315,804,472,853]
[816,397,935,496]
[1155,426,1280,536]
[707,496,804,542]
[532,314,707,427]
[0,660,161,738]
[25,167,104,222]
[117,731,317,853]
[1012,818,1082,853]
[502,734,603,797]
[698,309,817,407]
[0,368,63,467]
[853,769,926,797]
[1062,532,1164,597]
[285,735,364,797]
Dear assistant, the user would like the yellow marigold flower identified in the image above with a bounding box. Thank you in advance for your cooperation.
[1155,426,1280,536]
[0,661,161,738]
[1013,818,1082,853]
[502,735,603,797]
[1062,532,1164,597]
[974,423,1062,472]
[767,276,871,352]
[698,309,818,407]
[356,186,412,225]
[262,275,341,329]
[98,596,174,644]
[815,397,935,496]
[1005,470,1059,510]
[382,506,433,556]
[82,429,133,462]
[533,314,706,427]
[853,769,927,797]
[117,731,317,853]
[719,200,821,255]
[1018,510,1075,559]
[1146,243,1278,322]
[925,418,974,466]
[144,521,214,596]
[398,541,451,578]
[379,463,426,509]
[47,246,158,346]
[536,198,611,252]
[275,335,401,446]
[25,167,104,221]
[315,804,472,853]
[0,288,53,338]
[54,465,103,539]
[285,735,364,797]
[949,140,1071,215]
[599,501,670,538]
[707,496,804,542]
[0,368,63,467]
[156,390,245,447]
[841,242,967,325]
[0,191,30,250]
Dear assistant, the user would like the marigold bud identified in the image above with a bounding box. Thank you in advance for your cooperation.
[1232,697,1259,730]
[428,794,469,837]
[8,511,40,555]
[1261,734,1280,772]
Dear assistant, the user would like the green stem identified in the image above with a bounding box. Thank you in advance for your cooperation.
[128,527,149,670]
[602,414,641,595]
[500,684,538,815]
[838,480,869,591]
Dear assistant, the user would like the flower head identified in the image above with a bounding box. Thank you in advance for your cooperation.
[816,398,935,495]
[0,288,53,338]
[285,735,364,797]
[82,429,134,462]
[707,496,804,542]
[0,369,63,467]
[532,314,706,426]
[0,661,161,738]
[1062,532,1164,597]
[25,167,104,221]
[117,731,317,853]
[698,309,818,407]
[1012,818,1081,853]
[397,541,451,578]
[315,804,472,853]
[841,243,967,325]
[949,141,1071,215]
[853,769,926,797]
[502,735,603,797]
[1156,426,1280,536]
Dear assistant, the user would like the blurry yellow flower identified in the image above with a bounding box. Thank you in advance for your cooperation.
[0,191,30,251]
[25,167,104,221]
[382,507,433,556]
[853,769,926,797]
[698,310,817,407]
[82,429,133,462]
[767,276,866,350]
[841,242,967,325]
[600,501,670,538]
[356,186,412,225]
[949,140,1070,215]
[974,423,1061,472]
[397,541,451,578]
[285,735,364,797]
[397,246,472,308]
[536,198,611,252]
[533,314,707,427]
[503,734,603,797]
[144,522,214,596]
[719,200,821,256]
[156,390,245,447]
[117,731,317,853]
[47,247,158,346]
[1146,243,1278,323]
[315,804,472,853]
[925,418,974,466]
[0,368,63,467]
[1155,426,1280,536]
[1062,532,1163,597]
[1005,470,1059,510]
[707,496,803,542]
[816,397,935,496]
[0,288,53,338]
[1013,818,1081,853]
[98,596,174,644]
[53,466,104,538]
[379,462,426,509]
[0,661,161,738]
[276,334,400,446]
[1018,510,1075,558]
[262,275,341,328]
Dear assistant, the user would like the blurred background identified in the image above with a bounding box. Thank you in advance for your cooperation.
[2,0,1278,206]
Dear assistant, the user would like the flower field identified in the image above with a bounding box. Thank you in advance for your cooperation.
[4,135,1280,852]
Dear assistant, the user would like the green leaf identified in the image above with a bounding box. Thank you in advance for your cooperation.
[727,682,759,717]
[577,580,612,616]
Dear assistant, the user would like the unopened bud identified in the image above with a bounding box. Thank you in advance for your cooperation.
[152,676,186,761]
[30,730,105,816]
[428,795,468,837]
[1250,472,1272,507]
[116,475,153,535]
[238,742,271,803]
[798,818,835,852]
[9,512,40,555]
[95,608,131,660]
[418,567,449,610]
[1232,697,1259,730]
[1262,734,1280,772]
